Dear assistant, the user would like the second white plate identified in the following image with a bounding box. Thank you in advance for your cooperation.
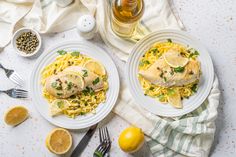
[126,30,214,117]
[30,41,120,129]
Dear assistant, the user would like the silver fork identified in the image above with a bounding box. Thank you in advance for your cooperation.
[0,63,24,86]
[94,127,111,157]
[0,89,28,99]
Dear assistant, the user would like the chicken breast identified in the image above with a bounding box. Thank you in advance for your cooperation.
[45,72,84,99]
[64,66,104,91]
[139,56,200,87]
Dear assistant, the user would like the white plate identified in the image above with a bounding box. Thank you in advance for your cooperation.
[126,30,214,117]
[30,41,120,129]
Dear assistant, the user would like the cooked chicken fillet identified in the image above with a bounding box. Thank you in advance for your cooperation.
[45,66,104,99]
[45,72,84,99]
[64,66,104,91]
[139,56,200,87]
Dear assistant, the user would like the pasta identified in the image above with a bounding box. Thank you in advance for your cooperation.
[41,52,109,118]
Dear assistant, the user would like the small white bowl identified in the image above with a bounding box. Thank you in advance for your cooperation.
[12,27,42,57]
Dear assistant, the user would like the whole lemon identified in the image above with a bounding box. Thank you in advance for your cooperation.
[118,126,144,153]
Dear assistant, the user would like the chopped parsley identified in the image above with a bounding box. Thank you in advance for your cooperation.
[157,94,165,102]
[160,72,164,78]
[167,89,175,96]
[56,93,63,96]
[174,66,185,73]
[57,101,64,108]
[57,50,67,55]
[139,60,150,66]
[82,86,95,96]
[82,70,88,77]
[191,84,198,93]
[71,51,80,57]
[67,82,73,90]
[151,48,158,55]
[92,77,100,85]
[80,112,85,115]
[51,82,62,90]
[188,48,199,58]
[149,87,154,90]
[163,77,167,82]
[167,39,172,43]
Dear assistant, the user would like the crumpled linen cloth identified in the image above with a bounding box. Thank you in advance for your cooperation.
[0,0,220,156]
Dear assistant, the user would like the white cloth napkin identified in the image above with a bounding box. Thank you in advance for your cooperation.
[0,0,220,156]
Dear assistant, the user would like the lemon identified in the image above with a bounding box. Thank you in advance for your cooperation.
[164,49,189,68]
[168,89,182,108]
[118,126,145,153]
[84,60,106,76]
[62,71,85,89]
[50,99,70,116]
[45,128,72,155]
[4,106,28,126]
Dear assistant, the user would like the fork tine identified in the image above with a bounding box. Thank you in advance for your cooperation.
[99,128,102,143]
[15,89,28,93]
[105,127,110,141]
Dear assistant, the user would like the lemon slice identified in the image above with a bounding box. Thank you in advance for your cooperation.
[46,128,72,155]
[84,60,106,76]
[164,49,189,68]
[50,99,70,116]
[167,89,182,108]
[4,106,29,126]
[62,71,85,89]
[118,126,145,153]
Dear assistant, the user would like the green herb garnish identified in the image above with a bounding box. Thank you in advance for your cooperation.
[57,50,67,55]
[139,60,150,66]
[51,82,57,88]
[191,84,198,93]
[157,94,165,102]
[56,93,63,96]
[82,70,88,77]
[174,66,185,73]
[67,82,73,90]
[92,77,100,85]
[167,89,175,96]
[149,87,154,90]
[57,101,64,109]
[151,48,158,55]
[163,77,167,82]
[71,51,80,57]
[167,39,172,43]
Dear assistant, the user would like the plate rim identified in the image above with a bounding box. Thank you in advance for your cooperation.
[30,40,120,129]
[126,29,214,117]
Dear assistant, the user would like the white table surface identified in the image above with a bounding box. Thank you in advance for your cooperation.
[0,0,236,157]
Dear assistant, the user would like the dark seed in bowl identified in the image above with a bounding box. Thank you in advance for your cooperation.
[16,31,39,54]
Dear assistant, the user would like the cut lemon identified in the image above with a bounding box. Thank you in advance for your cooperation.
[62,71,85,90]
[84,60,106,76]
[50,99,70,116]
[4,106,28,126]
[164,49,189,68]
[46,128,72,155]
[118,126,145,153]
[168,89,182,108]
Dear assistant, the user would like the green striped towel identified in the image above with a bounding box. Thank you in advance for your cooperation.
[114,77,220,157]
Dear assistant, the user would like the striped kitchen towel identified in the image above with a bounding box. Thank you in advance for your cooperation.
[114,76,220,157]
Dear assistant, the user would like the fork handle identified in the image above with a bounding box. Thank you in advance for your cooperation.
[0,63,7,72]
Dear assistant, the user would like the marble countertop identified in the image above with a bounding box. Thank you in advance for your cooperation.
[0,0,236,156]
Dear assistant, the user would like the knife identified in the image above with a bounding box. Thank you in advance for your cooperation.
[71,124,98,157]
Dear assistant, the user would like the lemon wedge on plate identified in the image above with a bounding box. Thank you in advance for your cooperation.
[50,99,70,116]
[46,128,72,155]
[167,89,182,109]
[84,60,106,76]
[118,126,145,153]
[4,106,29,126]
[164,49,189,68]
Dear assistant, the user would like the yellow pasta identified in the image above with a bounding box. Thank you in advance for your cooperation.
[138,41,199,103]
[41,52,109,118]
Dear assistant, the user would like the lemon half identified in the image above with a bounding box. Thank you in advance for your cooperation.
[118,126,145,153]
[84,60,106,76]
[4,106,29,126]
[164,49,189,68]
[46,128,72,155]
